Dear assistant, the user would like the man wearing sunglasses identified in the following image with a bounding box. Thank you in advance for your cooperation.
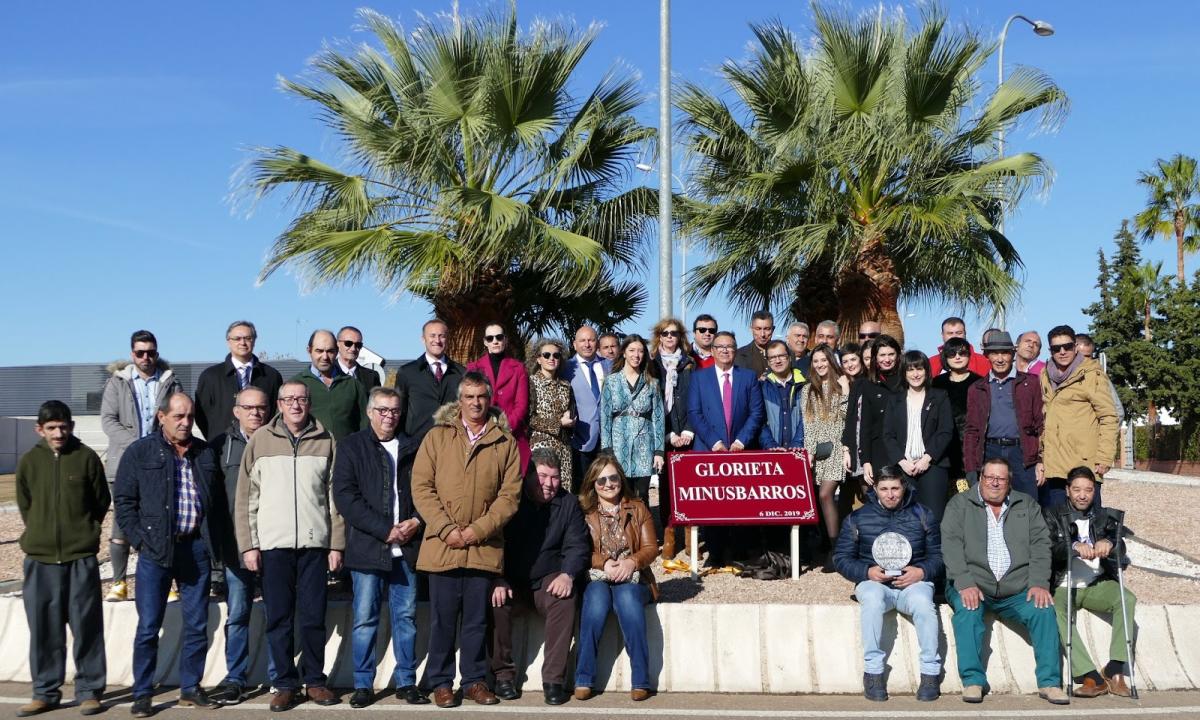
[690,314,719,369]
[337,325,382,391]
[291,329,368,441]
[195,320,283,442]
[857,320,882,342]
[1040,325,1119,509]
[100,329,182,602]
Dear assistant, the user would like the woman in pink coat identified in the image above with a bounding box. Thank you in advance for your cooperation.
[467,323,531,471]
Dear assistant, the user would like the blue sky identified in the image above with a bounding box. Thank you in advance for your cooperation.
[2,1,1196,367]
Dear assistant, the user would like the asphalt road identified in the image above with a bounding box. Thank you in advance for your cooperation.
[0,684,1197,720]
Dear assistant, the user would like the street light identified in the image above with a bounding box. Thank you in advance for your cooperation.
[996,13,1054,235]
[657,0,673,320]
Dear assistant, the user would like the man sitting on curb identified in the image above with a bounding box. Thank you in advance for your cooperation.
[833,465,943,702]
[1044,466,1137,697]
[941,457,1068,705]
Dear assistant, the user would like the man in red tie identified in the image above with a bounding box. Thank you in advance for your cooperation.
[394,319,466,442]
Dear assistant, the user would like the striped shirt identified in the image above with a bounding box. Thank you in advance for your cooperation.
[174,453,201,535]
[982,488,1011,581]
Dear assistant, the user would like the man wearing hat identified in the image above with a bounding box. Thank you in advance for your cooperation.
[962,331,1045,498]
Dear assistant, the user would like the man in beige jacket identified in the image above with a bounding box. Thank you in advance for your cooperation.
[411,371,522,708]
[235,380,344,712]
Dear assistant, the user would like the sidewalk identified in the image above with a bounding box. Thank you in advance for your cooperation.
[1107,468,1200,487]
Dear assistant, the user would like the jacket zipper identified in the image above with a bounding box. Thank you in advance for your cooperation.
[292,435,300,550]
[54,450,62,564]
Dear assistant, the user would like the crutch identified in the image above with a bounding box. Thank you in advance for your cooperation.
[1065,526,1075,698]
[1114,510,1139,699]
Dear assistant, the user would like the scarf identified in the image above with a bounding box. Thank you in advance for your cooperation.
[1046,353,1084,390]
[659,349,683,412]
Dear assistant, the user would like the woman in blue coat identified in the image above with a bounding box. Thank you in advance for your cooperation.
[600,335,665,503]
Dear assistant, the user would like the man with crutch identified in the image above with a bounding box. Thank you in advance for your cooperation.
[1043,466,1138,698]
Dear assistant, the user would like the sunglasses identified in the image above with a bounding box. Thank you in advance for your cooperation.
[595,474,621,487]
[947,349,970,358]
[1050,342,1076,354]
[859,332,880,339]
[541,351,563,360]
[485,333,505,342]
[659,330,681,338]
[694,327,717,335]
[133,349,158,359]
[340,340,363,349]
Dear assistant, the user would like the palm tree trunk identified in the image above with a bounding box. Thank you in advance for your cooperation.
[432,266,515,364]
[1176,210,1187,286]
[836,238,906,346]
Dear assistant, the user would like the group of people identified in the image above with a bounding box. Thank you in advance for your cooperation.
[13,310,1133,713]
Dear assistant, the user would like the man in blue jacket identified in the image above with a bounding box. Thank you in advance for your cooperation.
[563,326,611,487]
[834,465,943,702]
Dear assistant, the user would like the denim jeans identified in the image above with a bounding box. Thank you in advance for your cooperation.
[984,441,1038,500]
[575,580,651,690]
[855,580,941,675]
[133,537,211,697]
[350,558,419,689]
[221,565,274,686]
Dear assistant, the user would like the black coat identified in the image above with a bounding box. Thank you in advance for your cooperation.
[502,488,591,589]
[194,355,283,441]
[844,371,903,472]
[930,372,981,478]
[652,353,694,442]
[394,357,465,440]
[208,424,249,567]
[1043,503,1129,588]
[332,427,423,571]
[113,432,218,568]
[882,387,954,468]
[351,364,382,391]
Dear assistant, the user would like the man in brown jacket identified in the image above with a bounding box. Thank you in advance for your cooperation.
[411,371,522,708]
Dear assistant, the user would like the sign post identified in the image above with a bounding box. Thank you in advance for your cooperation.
[669,449,818,580]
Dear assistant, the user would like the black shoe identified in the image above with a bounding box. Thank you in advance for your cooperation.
[348,689,372,709]
[178,688,221,709]
[211,684,245,705]
[395,686,430,706]
[543,683,569,705]
[494,680,519,701]
[211,579,227,600]
[916,673,940,702]
[863,672,888,702]
[130,697,153,718]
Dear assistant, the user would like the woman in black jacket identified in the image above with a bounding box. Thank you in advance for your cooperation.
[883,351,954,521]
[844,334,904,488]
[930,337,981,493]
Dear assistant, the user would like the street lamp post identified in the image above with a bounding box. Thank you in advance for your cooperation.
[658,0,673,320]
[996,14,1054,235]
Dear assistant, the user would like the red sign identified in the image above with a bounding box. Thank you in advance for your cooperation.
[668,449,818,526]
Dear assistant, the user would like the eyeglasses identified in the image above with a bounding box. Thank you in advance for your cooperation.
[133,349,158,359]
[766,353,791,361]
[858,332,880,339]
[981,474,1008,484]
[541,351,563,360]
[947,349,970,358]
[279,396,310,406]
[595,474,621,487]
[1050,342,1076,354]
[713,344,735,351]
[228,335,254,343]
[694,326,716,335]
[372,407,401,417]
[484,334,505,342]
[236,404,269,414]
[340,340,363,349]
[659,330,681,338]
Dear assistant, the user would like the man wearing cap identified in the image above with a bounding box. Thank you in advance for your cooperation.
[962,331,1044,498]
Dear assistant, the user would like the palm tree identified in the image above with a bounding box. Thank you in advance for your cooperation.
[1134,153,1200,288]
[1124,260,1170,437]
[675,4,1068,343]
[240,8,656,360]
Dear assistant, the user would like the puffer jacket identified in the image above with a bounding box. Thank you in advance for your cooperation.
[941,486,1052,597]
[99,360,182,480]
[759,369,806,449]
[234,414,344,553]
[1040,358,1120,478]
[584,498,660,601]
[833,486,943,583]
[1043,502,1129,588]
[333,427,423,572]
[410,403,522,574]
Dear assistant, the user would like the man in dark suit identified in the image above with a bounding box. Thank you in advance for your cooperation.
[687,331,765,566]
[337,326,382,390]
[733,310,774,378]
[194,320,283,441]
[394,319,465,441]
[562,326,611,487]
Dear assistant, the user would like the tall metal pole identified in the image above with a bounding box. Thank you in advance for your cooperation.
[996,15,1015,236]
[658,0,673,320]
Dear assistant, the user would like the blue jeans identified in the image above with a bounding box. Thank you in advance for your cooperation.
[855,580,941,675]
[133,537,210,697]
[985,441,1038,499]
[350,558,419,689]
[222,565,274,686]
[575,580,651,690]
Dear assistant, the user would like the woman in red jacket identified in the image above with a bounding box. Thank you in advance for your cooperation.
[467,324,530,471]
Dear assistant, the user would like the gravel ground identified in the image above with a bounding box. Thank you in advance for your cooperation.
[1,477,1198,604]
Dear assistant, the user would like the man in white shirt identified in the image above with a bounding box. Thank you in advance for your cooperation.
[394,319,465,441]
[562,326,610,486]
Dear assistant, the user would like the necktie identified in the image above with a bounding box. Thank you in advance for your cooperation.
[238,366,251,390]
[587,359,601,399]
[721,371,734,441]
[434,361,444,382]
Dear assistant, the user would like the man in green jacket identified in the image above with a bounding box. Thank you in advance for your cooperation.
[16,401,111,717]
[941,457,1067,705]
[291,329,367,441]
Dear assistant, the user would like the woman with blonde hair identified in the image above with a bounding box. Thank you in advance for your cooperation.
[526,338,577,489]
[803,344,850,572]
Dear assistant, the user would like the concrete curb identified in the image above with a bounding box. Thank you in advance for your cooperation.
[1106,469,1200,488]
[0,597,1194,693]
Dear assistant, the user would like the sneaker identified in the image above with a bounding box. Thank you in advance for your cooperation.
[1039,686,1070,705]
[862,672,887,702]
[105,581,128,602]
[210,684,245,705]
[916,674,940,702]
[79,699,103,716]
[17,700,58,717]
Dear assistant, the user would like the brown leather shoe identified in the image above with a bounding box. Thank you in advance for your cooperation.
[630,688,651,701]
[573,687,593,701]
[305,686,339,706]
[1073,676,1109,698]
[432,687,458,708]
[463,682,499,706]
[1101,669,1132,697]
[17,700,57,717]
[269,690,295,713]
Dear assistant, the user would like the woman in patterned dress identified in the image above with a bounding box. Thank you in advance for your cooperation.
[526,338,577,490]
[801,344,850,571]
[599,334,665,503]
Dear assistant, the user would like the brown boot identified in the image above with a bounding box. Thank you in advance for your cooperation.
[630,688,651,701]
[17,700,57,717]
[305,686,339,706]
[661,527,676,560]
[1073,676,1108,698]
[269,690,295,713]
